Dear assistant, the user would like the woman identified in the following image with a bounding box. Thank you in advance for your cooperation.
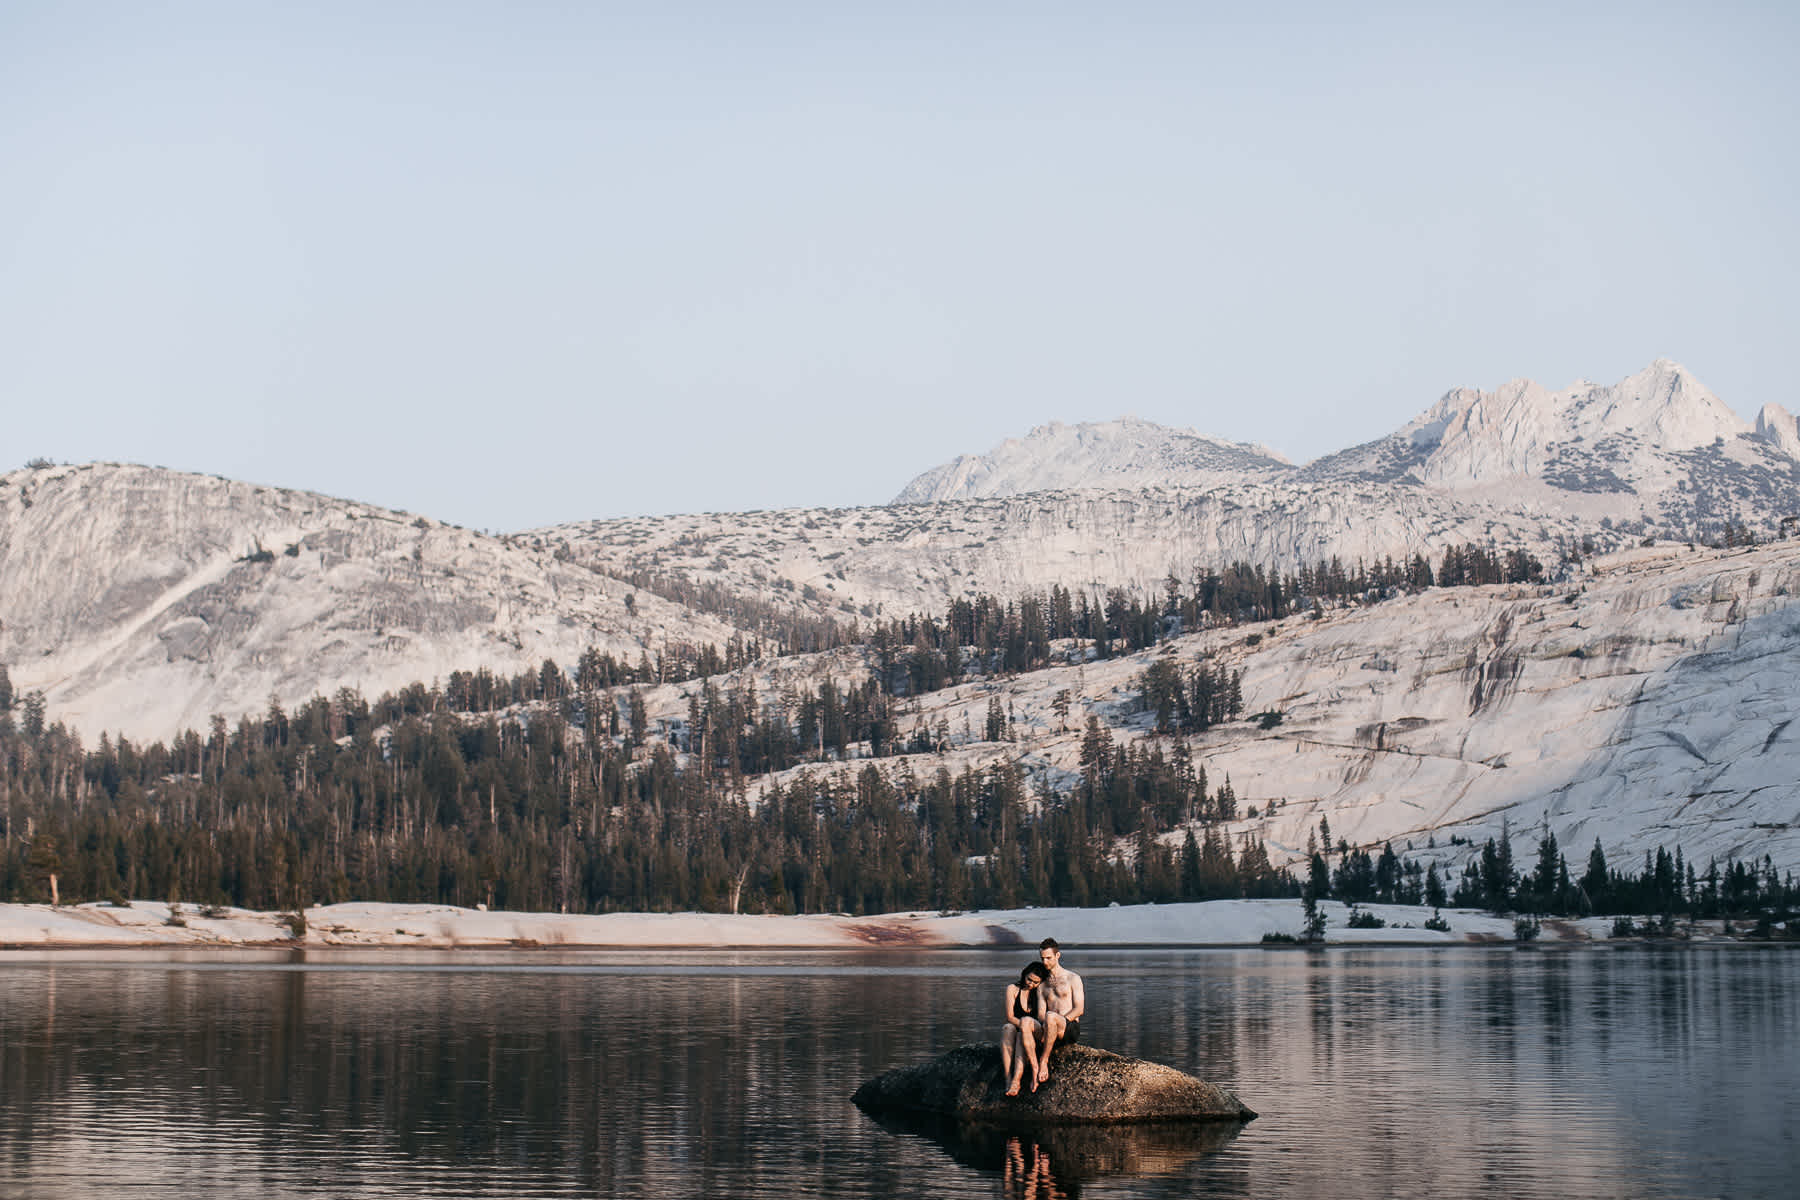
[1001,961,1050,1096]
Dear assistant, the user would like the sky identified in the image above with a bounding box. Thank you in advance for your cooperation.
[3,2,1796,530]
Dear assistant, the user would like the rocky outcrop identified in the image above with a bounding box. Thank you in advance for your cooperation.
[1756,402,1800,461]
[852,1043,1256,1124]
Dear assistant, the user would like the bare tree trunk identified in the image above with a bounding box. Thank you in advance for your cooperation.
[729,861,751,915]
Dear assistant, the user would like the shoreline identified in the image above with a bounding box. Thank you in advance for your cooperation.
[0,898,1738,952]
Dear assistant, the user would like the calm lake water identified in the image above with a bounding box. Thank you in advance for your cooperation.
[1,945,1795,1199]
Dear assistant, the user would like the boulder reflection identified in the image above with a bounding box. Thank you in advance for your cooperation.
[866,1110,1245,1197]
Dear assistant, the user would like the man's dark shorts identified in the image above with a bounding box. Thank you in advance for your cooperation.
[1059,1019,1080,1047]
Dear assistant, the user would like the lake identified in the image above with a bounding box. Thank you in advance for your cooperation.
[1,945,1795,1198]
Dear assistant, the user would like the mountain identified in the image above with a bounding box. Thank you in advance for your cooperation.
[12,362,1795,743]
[892,417,1290,503]
[673,536,1798,882]
[5,359,1800,886]
[1302,359,1746,486]
[550,362,1789,628]
[897,361,1800,541]
[0,463,738,741]
[1299,360,1800,538]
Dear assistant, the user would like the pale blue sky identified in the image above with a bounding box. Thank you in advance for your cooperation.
[4,2,1795,529]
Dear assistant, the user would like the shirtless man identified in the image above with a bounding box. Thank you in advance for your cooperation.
[1033,937,1084,1084]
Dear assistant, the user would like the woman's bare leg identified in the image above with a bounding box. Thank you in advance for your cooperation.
[1003,1025,1024,1095]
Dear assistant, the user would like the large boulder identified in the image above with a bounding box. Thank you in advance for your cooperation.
[852,1043,1256,1125]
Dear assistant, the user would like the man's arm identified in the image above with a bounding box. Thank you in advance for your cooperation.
[1067,972,1085,1022]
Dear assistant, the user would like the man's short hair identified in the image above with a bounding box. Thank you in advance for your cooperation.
[1039,937,1060,952]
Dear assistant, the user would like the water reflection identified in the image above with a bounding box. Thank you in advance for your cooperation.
[865,1110,1245,1199]
[1,947,1797,1199]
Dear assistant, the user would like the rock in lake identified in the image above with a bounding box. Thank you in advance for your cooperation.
[852,1043,1256,1125]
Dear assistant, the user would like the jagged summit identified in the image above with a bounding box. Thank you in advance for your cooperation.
[892,416,1290,504]
[1305,358,1754,489]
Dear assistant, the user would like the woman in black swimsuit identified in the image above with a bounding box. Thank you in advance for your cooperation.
[1002,961,1050,1096]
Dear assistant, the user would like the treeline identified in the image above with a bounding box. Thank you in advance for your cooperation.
[440,631,771,710]
[0,687,1294,914]
[430,540,1555,721]
[864,543,1547,695]
[610,568,857,655]
[1301,817,1799,920]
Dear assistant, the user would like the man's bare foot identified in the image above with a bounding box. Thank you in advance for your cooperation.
[1037,1064,1050,1084]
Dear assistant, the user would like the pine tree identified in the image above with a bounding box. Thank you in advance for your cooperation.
[1530,829,1561,913]
[1580,839,1610,913]
[1301,880,1327,942]
[1179,828,1202,900]
[1424,861,1447,908]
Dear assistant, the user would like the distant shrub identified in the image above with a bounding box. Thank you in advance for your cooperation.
[1260,931,1298,944]
[1514,916,1542,942]
[1611,916,1637,938]
[1255,711,1284,730]
[25,457,56,469]
[1424,910,1451,933]
[278,910,307,939]
[1347,905,1386,929]
[164,903,187,928]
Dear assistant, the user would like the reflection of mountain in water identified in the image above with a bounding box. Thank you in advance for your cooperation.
[865,1109,1246,1197]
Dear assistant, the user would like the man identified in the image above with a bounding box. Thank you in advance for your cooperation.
[1033,937,1084,1084]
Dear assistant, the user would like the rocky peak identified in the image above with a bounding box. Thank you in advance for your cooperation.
[1400,359,1748,488]
[1755,402,1800,460]
[892,416,1290,504]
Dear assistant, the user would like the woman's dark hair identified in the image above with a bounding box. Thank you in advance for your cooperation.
[1018,962,1050,987]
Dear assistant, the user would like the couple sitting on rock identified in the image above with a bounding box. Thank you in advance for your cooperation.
[1001,937,1085,1096]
